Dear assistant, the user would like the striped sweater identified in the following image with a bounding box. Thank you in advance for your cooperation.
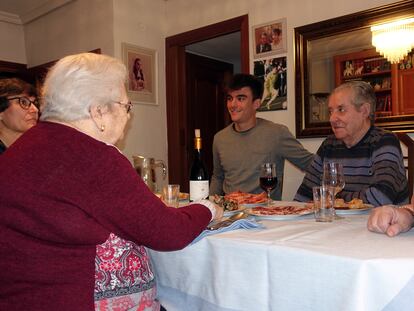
[295,126,409,207]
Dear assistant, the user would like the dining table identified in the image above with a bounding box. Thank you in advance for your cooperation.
[148,206,414,311]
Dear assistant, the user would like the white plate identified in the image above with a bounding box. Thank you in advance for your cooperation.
[239,202,267,208]
[334,204,373,215]
[245,201,313,220]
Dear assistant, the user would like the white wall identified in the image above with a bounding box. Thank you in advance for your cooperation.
[0,20,26,63]
[24,0,114,67]
[112,0,169,190]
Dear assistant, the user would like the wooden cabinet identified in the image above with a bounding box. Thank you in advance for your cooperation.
[334,48,397,117]
[395,51,414,115]
[334,49,414,118]
[397,69,414,114]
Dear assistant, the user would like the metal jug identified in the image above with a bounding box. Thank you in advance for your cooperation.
[132,155,167,192]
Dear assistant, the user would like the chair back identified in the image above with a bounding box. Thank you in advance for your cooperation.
[396,132,414,199]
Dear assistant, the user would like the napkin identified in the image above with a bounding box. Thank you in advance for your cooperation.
[191,218,264,244]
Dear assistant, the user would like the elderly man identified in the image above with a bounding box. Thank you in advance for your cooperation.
[295,81,408,206]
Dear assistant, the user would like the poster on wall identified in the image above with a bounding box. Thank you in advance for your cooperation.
[254,56,287,112]
[122,43,157,105]
[252,18,287,59]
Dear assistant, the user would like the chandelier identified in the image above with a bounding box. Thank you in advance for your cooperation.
[371,18,414,64]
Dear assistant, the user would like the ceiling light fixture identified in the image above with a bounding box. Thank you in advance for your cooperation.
[371,17,414,64]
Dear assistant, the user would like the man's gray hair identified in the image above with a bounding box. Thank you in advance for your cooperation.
[331,81,377,123]
[40,53,127,122]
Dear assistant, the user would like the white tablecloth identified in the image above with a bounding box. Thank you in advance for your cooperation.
[149,214,414,311]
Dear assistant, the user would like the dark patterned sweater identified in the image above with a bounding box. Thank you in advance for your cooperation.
[295,126,409,206]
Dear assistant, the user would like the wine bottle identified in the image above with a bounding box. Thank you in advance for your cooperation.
[189,129,209,201]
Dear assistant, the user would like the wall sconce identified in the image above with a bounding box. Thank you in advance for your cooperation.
[371,17,414,64]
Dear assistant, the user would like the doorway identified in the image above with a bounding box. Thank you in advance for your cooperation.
[165,15,249,192]
[185,52,233,180]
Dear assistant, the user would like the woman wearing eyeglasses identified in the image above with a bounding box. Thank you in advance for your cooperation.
[0,78,39,154]
[0,53,222,311]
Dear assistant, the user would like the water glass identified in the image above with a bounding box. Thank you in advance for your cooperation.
[162,184,180,208]
[313,186,335,222]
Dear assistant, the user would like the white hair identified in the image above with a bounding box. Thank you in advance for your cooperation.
[40,53,127,121]
[330,81,376,123]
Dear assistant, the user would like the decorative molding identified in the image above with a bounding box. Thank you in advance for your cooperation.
[0,11,22,25]
[20,0,73,24]
[0,0,73,25]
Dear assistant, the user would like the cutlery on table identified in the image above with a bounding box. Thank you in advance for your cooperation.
[207,212,248,231]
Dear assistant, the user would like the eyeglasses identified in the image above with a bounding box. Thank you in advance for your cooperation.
[8,96,40,110]
[113,101,133,113]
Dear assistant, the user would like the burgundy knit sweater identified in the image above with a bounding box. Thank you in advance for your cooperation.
[0,121,211,311]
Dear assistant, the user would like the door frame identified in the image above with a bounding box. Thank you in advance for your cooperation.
[165,15,249,189]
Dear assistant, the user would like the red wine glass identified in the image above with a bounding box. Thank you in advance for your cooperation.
[260,163,277,207]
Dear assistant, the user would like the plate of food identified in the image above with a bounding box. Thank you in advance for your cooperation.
[333,198,373,215]
[245,201,313,220]
[211,191,267,216]
[225,191,268,205]
[179,192,189,201]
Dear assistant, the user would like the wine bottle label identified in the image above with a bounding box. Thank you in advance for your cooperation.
[189,180,209,201]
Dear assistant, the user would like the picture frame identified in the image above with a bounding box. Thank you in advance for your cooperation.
[254,56,287,112]
[253,18,287,59]
[122,43,157,105]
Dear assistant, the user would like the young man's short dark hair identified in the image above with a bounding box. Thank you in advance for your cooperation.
[227,74,263,100]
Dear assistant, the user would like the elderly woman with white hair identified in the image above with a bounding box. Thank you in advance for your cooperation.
[0,53,222,311]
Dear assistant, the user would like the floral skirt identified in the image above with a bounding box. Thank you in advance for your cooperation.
[94,233,160,311]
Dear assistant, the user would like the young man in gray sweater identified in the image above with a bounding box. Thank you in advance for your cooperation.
[210,73,313,200]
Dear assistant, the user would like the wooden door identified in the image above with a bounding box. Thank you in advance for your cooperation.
[165,15,249,192]
[185,53,233,188]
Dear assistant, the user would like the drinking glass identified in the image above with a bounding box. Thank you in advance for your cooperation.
[259,163,277,207]
[322,161,345,219]
[162,184,180,208]
[313,186,335,222]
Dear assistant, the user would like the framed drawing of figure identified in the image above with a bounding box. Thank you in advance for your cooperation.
[253,18,287,59]
[122,43,157,105]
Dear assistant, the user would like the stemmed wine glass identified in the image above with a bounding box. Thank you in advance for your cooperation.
[322,161,345,219]
[260,163,277,207]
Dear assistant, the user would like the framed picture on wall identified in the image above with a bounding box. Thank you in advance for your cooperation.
[253,18,287,59]
[122,43,157,105]
[254,56,287,111]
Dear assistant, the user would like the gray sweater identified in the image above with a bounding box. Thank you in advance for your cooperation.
[210,118,313,200]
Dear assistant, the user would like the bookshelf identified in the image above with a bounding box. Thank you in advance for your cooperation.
[334,48,397,117]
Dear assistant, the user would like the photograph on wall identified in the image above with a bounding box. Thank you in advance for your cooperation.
[253,18,287,59]
[122,43,157,105]
[254,56,287,112]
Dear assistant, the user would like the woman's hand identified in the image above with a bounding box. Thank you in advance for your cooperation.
[210,203,224,221]
[195,199,223,221]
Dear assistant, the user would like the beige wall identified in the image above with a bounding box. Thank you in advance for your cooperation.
[0,20,26,63]
[112,0,169,191]
[24,0,114,67]
[0,0,400,198]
